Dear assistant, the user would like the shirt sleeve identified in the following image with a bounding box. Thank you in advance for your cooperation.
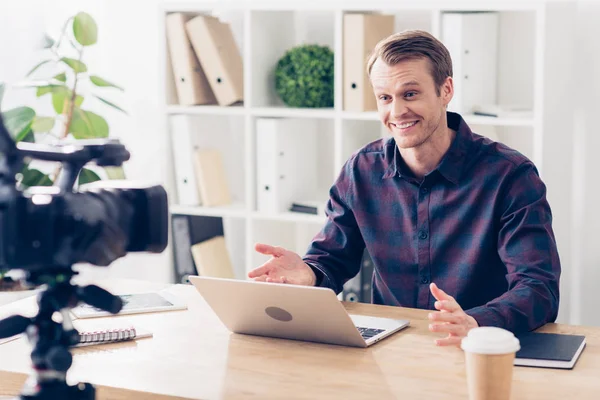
[465,161,561,334]
[303,157,365,294]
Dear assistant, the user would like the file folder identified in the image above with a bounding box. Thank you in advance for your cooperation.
[442,12,499,114]
[165,13,217,106]
[191,236,235,279]
[169,115,200,206]
[256,118,317,214]
[193,148,232,207]
[343,13,395,112]
[186,15,244,106]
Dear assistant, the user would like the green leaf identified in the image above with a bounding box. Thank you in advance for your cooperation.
[94,95,127,114]
[26,59,53,77]
[52,88,84,114]
[54,73,67,82]
[78,168,101,185]
[73,12,98,46]
[1,107,36,142]
[36,84,67,97]
[20,130,35,143]
[104,166,126,180]
[31,116,55,133]
[0,83,5,109]
[70,108,108,139]
[20,167,53,188]
[61,57,87,73]
[89,75,123,91]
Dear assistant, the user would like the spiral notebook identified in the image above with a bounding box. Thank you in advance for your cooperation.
[0,321,153,347]
[75,325,153,347]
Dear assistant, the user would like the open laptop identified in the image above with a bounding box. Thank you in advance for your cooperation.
[189,276,409,348]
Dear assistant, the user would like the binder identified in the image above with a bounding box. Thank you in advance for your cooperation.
[193,148,232,207]
[186,15,244,106]
[165,13,217,106]
[172,214,227,284]
[190,236,235,279]
[171,214,198,284]
[441,12,499,114]
[343,13,395,112]
[169,115,200,206]
[255,118,318,214]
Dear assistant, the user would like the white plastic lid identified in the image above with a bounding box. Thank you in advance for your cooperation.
[461,327,521,355]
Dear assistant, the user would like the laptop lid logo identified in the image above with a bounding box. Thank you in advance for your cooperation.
[265,306,293,322]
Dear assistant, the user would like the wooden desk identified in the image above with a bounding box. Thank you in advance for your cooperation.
[0,279,598,399]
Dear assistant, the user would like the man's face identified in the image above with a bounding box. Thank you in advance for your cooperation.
[370,57,453,149]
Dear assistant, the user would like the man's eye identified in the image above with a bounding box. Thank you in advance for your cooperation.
[405,92,417,98]
[379,95,390,101]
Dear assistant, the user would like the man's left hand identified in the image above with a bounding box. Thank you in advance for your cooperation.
[428,282,479,346]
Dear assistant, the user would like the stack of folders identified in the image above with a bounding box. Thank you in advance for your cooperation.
[166,12,243,106]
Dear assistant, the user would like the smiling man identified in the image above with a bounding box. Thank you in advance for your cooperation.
[248,30,561,346]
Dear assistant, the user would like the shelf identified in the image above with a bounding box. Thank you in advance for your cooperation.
[166,105,246,116]
[251,107,335,119]
[463,114,535,127]
[170,203,247,218]
[251,211,327,224]
[341,111,535,127]
[341,111,380,121]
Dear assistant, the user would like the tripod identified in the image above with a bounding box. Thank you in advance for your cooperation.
[0,267,123,399]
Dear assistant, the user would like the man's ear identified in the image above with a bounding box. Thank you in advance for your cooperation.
[441,76,454,107]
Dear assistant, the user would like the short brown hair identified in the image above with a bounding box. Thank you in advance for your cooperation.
[367,30,453,95]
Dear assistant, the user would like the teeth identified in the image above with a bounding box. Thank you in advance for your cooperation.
[396,121,417,129]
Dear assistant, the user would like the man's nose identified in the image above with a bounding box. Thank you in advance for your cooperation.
[390,98,410,118]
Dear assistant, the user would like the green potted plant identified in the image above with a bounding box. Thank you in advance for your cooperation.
[0,11,126,293]
[274,44,334,108]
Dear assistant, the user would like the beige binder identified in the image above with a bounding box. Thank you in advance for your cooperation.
[186,15,244,106]
[343,13,395,112]
[166,13,217,106]
[193,148,232,207]
[191,236,235,279]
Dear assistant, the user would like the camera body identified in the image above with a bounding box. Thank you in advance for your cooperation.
[0,183,168,271]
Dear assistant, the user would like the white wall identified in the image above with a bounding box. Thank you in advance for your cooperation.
[570,0,600,326]
[1,0,600,325]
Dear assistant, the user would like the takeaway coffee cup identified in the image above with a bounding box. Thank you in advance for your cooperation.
[461,327,521,400]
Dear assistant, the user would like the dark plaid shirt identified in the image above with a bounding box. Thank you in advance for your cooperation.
[304,112,560,334]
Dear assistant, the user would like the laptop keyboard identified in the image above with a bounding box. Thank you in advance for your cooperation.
[356,326,386,340]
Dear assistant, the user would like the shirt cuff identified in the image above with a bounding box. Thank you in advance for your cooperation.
[465,306,506,330]
[304,262,333,290]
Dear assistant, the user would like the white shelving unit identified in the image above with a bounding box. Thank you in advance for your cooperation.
[158,0,574,285]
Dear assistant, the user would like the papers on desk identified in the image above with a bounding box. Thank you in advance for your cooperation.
[0,336,19,346]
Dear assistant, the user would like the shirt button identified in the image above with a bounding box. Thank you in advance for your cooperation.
[421,187,429,194]
[418,231,428,240]
[421,276,430,284]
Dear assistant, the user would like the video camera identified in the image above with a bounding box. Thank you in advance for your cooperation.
[0,113,169,399]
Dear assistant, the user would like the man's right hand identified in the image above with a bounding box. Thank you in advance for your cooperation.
[247,243,317,286]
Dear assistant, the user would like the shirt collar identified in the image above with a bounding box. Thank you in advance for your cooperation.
[382,112,473,185]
